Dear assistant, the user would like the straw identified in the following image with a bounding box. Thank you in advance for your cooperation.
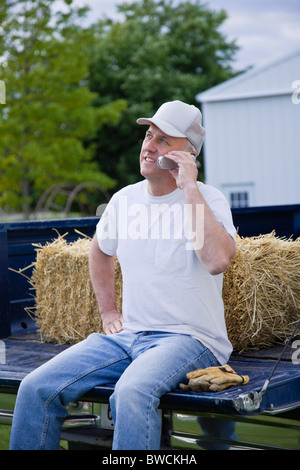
[223,232,300,351]
[26,231,300,352]
[27,235,122,344]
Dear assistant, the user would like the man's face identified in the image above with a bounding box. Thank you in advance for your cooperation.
[139,124,188,180]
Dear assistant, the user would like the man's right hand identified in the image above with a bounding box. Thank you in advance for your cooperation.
[101,309,124,335]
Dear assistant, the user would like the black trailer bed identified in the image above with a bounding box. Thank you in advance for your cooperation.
[1,333,300,417]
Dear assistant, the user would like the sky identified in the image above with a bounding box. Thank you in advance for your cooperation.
[71,0,300,72]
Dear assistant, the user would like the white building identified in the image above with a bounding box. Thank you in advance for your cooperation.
[197,49,300,208]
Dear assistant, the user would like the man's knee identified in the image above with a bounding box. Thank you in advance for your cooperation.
[110,375,158,414]
[17,366,52,403]
[113,376,141,401]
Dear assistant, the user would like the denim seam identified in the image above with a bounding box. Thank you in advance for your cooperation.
[129,333,142,357]
[143,347,216,449]
[153,346,217,396]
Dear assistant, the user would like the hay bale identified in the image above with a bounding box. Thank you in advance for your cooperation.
[28,231,300,352]
[29,235,122,344]
[223,232,300,351]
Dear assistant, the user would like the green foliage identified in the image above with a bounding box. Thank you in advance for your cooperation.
[89,0,241,188]
[0,0,126,218]
[0,0,242,217]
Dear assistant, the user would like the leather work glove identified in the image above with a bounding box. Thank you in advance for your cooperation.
[180,364,249,392]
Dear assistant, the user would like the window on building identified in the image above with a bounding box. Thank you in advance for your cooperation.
[230,191,249,208]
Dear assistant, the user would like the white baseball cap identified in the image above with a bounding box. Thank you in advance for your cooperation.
[137,100,205,155]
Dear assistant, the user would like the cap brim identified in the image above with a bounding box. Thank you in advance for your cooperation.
[136,117,186,139]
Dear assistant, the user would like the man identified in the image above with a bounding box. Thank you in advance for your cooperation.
[9,100,236,450]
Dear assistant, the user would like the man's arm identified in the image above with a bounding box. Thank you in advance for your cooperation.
[182,183,236,275]
[89,235,123,334]
[169,150,236,275]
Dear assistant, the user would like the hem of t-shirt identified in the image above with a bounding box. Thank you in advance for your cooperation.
[96,225,116,256]
[99,244,116,257]
[122,325,232,365]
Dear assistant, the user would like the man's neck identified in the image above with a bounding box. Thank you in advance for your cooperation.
[146,178,178,197]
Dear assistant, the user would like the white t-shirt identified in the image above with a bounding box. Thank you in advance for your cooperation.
[96,179,236,364]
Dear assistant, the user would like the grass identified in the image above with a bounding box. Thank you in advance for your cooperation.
[0,425,10,450]
[172,412,300,450]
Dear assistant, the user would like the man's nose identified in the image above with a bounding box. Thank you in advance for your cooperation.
[144,137,157,152]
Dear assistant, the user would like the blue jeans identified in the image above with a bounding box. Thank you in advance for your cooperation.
[9,331,218,450]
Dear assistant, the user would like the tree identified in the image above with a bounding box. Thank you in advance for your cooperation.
[0,0,126,219]
[89,0,241,189]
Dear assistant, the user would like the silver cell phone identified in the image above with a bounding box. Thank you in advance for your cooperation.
[157,156,178,170]
[157,155,196,170]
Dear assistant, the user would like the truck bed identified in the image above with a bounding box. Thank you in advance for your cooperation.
[1,207,300,449]
[1,211,300,416]
[1,331,300,417]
